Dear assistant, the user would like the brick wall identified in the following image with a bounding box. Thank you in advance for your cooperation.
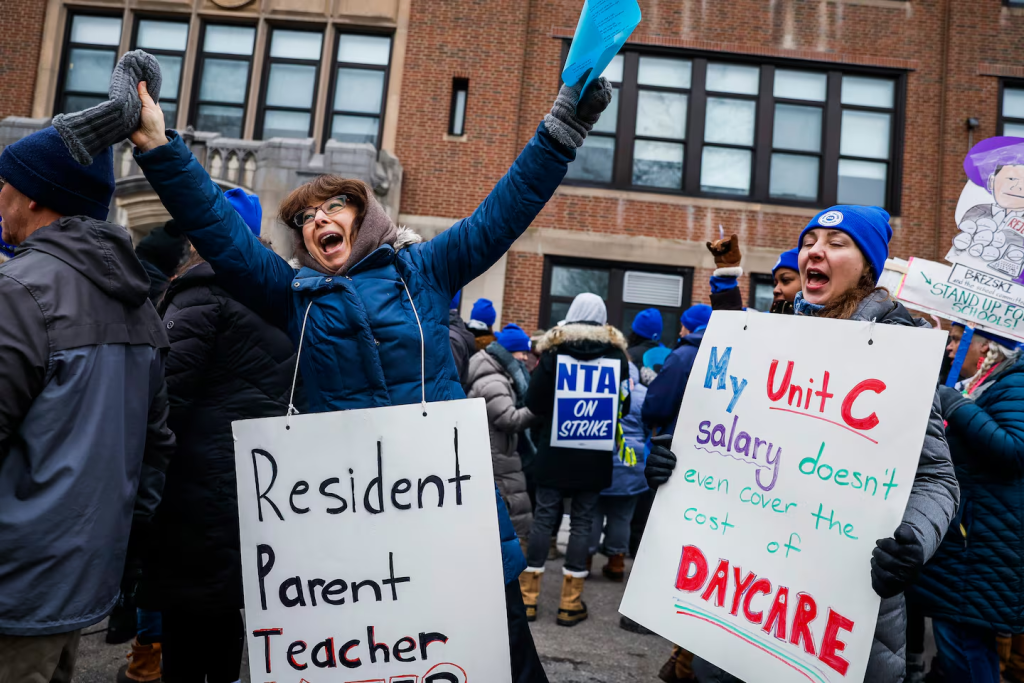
[398,0,1023,332]
[0,0,45,119]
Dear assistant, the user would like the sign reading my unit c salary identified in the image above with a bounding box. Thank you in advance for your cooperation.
[620,312,945,683]
[233,399,511,683]
[551,355,621,450]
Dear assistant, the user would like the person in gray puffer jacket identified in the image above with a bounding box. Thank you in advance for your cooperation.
[0,127,174,681]
[646,206,959,683]
[467,324,541,545]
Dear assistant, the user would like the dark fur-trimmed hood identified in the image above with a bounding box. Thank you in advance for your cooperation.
[536,322,628,354]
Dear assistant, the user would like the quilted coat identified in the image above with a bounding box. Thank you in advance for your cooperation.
[909,356,1024,633]
[145,262,298,610]
[466,348,539,540]
[135,122,574,584]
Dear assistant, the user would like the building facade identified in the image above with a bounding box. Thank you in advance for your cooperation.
[4,0,1024,334]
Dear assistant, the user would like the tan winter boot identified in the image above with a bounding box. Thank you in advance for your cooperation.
[116,638,162,683]
[602,553,625,582]
[556,571,588,627]
[519,567,543,622]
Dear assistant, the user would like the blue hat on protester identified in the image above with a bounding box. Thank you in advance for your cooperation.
[495,324,531,353]
[470,298,497,327]
[681,304,712,333]
[224,187,262,237]
[450,290,462,311]
[0,126,114,221]
[798,206,892,284]
[772,247,800,276]
[631,308,664,341]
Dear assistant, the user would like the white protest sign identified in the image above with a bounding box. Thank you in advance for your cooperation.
[895,256,1024,342]
[620,311,945,683]
[550,355,621,450]
[233,399,511,683]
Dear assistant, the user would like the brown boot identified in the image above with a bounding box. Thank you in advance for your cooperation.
[556,572,588,627]
[658,646,696,682]
[602,553,625,582]
[117,638,162,683]
[519,568,543,622]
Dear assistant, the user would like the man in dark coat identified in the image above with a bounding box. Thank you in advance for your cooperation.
[0,127,174,681]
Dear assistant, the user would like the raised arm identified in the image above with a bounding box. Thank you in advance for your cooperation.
[131,83,294,326]
[416,77,613,297]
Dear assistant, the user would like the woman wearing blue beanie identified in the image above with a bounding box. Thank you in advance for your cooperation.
[770,247,801,313]
[646,206,959,683]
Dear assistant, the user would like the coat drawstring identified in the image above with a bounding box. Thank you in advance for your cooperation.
[398,275,428,416]
[286,301,313,429]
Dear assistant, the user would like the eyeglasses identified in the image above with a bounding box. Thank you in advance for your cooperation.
[291,195,349,229]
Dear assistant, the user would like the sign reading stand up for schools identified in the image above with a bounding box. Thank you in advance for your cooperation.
[620,311,945,683]
[233,399,511,683]
[550,355,621,450]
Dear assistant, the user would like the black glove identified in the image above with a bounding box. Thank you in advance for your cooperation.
[870,522,925,599]
[936,385,969,421]
[645,434,677,490]
[543,71,614,149]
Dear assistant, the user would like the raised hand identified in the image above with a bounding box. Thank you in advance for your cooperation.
[129,82,168,153]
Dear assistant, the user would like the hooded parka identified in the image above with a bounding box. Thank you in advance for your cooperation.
[466,347,539,540]
[525,322,630,492]
[135,123,573,584]
[0,217,174,636]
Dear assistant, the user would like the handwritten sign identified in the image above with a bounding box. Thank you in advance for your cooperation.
[895,256,1024,342]
[620,311,944,683]
[233,400,511,683]
[561,0,642,93]
[551,355,621,450]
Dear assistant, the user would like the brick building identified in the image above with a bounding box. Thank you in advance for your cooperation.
[4,0,1024,334]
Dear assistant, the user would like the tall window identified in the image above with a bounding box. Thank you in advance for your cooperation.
[449,78,469,136]
[327,33,392,146]
[132,19,189,125]
[540,256,692,331]
[57,14,123,114]
[562,49,903,212]
[837,76,896,207]
[256,27,323,140]
[191,24,256,138]
[1000,84,1024,137]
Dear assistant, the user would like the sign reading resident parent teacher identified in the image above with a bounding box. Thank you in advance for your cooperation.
[233,400,511,683]
[621,312,945,683]
[551,355,621,451]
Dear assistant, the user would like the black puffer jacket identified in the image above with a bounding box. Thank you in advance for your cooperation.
[145,262,298,609]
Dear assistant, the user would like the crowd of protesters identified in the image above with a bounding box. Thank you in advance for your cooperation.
[0,48,1023,683]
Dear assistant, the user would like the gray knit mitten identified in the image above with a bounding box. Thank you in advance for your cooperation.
[543,72,613,150]
[54,50,162,165]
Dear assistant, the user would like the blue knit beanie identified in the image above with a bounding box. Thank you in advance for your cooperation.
[681,304,712,332]
[495,323,531,353]
[631,308,663,341]
[470,298,497,327]
[224,187,261,236]
[798,206,892,284]
[0,127,114,221]
[772,247,800,276]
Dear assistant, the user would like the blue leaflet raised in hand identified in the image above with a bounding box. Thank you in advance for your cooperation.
[561,0,642,93]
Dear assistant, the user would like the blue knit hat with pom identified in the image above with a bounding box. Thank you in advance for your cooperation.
[798,206,892,284]
[495,323,531,352]
[631,308,663,341]
[470,298,497,327]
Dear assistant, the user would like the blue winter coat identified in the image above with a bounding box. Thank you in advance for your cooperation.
[909,358,1024,632]
[135,123,573,584]
[642,328,706,436]
[602,363,649,497]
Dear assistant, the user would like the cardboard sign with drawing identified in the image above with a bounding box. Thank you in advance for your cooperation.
[947,137,1024,282]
